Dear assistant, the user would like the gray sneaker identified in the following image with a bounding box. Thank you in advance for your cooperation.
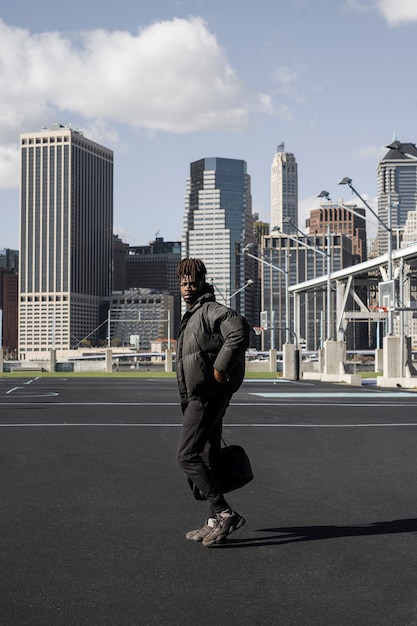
[202,511,245,547]
[186,518,217,542]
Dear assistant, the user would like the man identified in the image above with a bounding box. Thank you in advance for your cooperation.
[176,258,250,546]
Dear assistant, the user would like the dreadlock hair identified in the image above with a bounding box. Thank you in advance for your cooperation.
[176,258,207,282]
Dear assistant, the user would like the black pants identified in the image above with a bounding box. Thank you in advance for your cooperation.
[177,395,232,517]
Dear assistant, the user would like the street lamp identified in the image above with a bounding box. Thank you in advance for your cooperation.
[317,190,368,224]
[282,217,312,240]
[338,178,391,238]
[275,222,333,342]
[338,177,394,335]
[210,278,253,306]
[228,279,254,303]
[317,190,375,344]
[242,243,289,348]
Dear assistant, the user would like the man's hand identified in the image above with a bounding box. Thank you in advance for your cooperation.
[214,369,229,384]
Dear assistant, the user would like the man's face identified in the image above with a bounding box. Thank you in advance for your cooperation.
[180,275,205,307]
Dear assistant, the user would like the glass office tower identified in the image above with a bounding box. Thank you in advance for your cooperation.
[182,157,256,323]
[19,124,113,356]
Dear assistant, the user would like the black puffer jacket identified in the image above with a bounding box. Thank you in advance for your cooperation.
[176,285,251,403]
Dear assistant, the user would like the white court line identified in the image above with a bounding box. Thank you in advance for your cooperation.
[1,402,417,408]
[243,379,315,385]
[250,392,417,398]
[0,400,177,406]
[1,422,417,428]
[3,394,59,398]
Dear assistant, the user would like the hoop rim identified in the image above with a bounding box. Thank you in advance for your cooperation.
[253,326,265,335]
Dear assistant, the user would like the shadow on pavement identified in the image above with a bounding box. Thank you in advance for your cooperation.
[217,518,417,548]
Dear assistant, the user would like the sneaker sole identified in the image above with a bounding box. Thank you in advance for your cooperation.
[186,534,205,542]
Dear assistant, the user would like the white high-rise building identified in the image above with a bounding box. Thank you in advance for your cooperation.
[19,124,113,357]
[182,157,256,323]
[271,142,298,233]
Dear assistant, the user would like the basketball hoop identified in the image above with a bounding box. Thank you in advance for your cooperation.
[253,326,264,336]
[369,305,388,312]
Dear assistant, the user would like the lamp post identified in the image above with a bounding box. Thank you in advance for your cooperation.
[242,243,289,349]
[210,279,253,307]
[317,190,376,345]
[276,224,332,342]
[337,177,394,335]
[227,279,254,304]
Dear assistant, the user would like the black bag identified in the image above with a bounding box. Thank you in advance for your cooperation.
[188,444,254,501]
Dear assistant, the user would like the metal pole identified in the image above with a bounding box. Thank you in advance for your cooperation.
[242,246,287,350]
[270,249,275,350]
[327,226,332,340]
[107,309,111,348]
[285,250,290,343]
[167,308,171,348]
[387,194,393,336]
[399,258,404,377]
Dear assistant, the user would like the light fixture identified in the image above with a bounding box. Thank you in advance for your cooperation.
[317,190,331,200]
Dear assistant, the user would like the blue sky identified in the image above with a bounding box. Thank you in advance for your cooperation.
[1,0,417,249]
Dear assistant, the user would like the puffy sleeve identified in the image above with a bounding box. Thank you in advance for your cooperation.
[209,305,250,373]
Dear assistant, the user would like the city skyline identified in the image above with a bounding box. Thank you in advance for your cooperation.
[1,1,417,249]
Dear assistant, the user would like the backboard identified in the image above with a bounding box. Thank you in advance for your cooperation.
[378,280,395,309]
[260,310,268,330]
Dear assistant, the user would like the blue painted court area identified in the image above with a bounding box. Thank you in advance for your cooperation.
[1,377,417,625]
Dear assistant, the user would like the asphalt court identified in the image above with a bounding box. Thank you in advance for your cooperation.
[1,377,417,625]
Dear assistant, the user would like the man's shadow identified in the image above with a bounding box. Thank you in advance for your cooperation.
[218,518,417,548]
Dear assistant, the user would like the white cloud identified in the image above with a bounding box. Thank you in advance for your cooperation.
[50,19,254,132]
[0,145,20,189]
[273,66,299,88]
[0,17,272,188]
[377,0,417,25]
[114,225,142,246]
[346,0,417,25]
[262,65,302,122]
[272,65,304,104]
[353,144,387,160]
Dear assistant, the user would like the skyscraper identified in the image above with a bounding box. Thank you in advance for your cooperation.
[112,234,129,292]
[0,267,18,355]
[377,141,417,255]
[271,142,298,233]
[182,157,255,324]
[19,124,113,356]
